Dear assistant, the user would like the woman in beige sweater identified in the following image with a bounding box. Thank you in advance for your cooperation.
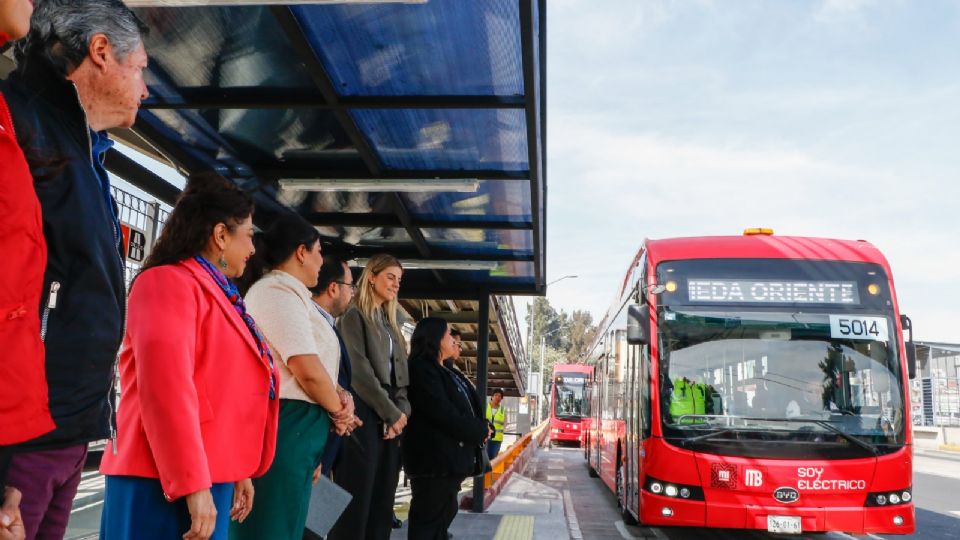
[232,214,360,540]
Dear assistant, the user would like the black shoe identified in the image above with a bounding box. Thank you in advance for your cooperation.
[392,515,402,529]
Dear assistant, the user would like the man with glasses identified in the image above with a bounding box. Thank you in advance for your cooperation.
[311,255,360,478]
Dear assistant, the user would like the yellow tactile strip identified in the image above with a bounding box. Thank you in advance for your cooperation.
[492,515,535,540]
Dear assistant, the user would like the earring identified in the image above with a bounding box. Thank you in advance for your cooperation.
[218,250,228,270]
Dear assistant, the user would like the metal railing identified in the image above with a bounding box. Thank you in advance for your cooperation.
[493,295,529,394]
[111,185,170,289]
[911,377,960,427]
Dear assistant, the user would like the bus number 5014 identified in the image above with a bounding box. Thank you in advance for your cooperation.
[829,315,888,341]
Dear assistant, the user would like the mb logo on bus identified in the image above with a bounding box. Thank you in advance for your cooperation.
[745,469,763,487]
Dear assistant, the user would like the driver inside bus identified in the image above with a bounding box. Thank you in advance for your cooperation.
[786,380,836,418]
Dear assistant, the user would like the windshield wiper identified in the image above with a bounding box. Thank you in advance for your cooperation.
[811,419,880,456]
[738,416,880,456]
[677,429,736,445]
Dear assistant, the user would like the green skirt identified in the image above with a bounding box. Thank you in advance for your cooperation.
[230,399,330,540]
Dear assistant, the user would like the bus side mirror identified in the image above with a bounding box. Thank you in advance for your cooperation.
[627,304,650,345]
[901,314,917,379]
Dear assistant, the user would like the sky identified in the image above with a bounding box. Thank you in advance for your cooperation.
[107,0,959,344]
[520,0,960,343]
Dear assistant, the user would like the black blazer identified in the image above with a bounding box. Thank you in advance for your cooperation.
[402,354,488,478]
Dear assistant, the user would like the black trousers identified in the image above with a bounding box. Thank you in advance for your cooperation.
[328,398,401,540]
[408,476,463,540]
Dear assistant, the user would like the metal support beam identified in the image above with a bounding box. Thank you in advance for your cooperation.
[255,166,529,181]
[472,294,491,513]
[142,88,526,110]
[428,311,483,324]
[305,212,533,231]
[271,6,443,285]
[459,351,504,359]
[103,149,181,207]
[520,0,546,289]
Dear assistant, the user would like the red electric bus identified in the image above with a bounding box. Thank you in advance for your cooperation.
[585,231,917,535]
[549,364,593,446]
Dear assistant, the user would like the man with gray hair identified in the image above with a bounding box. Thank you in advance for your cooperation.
[0,1,148,538]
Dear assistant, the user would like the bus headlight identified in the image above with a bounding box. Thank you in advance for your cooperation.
[866,488,911,507]
[644,476,704,500]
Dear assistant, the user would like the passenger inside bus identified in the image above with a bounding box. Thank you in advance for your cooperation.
[786,380,835,418]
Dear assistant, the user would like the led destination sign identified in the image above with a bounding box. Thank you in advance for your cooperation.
[688,279,859,304]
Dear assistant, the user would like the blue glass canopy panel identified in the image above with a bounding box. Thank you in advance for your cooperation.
[443,263,535,283]
[401,180,531,223]
[316,226,412,247]
[291,1,523,96]
[352,109,528,171]
[135,6,316,93]
[421,228,532,254]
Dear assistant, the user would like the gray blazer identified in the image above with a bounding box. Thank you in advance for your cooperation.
[337,306,410,425]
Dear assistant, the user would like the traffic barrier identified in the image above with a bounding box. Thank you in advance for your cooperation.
[460,421,550,511]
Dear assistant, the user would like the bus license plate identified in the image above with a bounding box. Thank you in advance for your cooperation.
[767,515,802,534]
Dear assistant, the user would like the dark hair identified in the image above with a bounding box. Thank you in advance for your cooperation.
[140,172,252,274]
[236,212,320,295]
[492,388,505,398]
[409,317,449,364]
[309,254,348,296]
[450,327,461,338]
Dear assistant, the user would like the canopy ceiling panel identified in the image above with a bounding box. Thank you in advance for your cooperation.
[351,108,528,171]
[124,0,546,298]
[290,1,523,96]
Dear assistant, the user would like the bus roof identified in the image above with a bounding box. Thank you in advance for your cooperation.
[645,235,891,268]
[552,363,593,375]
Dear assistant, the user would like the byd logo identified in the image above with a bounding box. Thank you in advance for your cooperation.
[745,469,763,487]
[774,487,800,504]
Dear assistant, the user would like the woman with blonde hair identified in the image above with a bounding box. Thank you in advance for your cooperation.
[329,254,410,540]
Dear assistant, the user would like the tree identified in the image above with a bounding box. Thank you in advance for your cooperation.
[563,310,597,364]
[526,297,564,350]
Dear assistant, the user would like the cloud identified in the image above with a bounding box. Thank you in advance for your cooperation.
[544,122,959,341]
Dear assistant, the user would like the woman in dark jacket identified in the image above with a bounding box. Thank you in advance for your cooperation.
[403,318,492,540]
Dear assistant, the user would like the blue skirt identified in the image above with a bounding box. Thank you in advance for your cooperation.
[100,476,233,540]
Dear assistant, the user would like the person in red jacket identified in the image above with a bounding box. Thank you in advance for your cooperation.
[1,1,56,538]
[98,172,280,540]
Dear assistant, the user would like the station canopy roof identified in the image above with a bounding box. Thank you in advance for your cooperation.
[114,0,548,300]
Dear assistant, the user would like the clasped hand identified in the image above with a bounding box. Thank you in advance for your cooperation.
[331,388,362,436]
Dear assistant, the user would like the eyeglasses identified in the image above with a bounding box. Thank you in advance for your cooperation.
[335,281,356,292]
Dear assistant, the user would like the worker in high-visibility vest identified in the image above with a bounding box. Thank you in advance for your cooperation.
[486,388,506,459]
[670,377,706,424]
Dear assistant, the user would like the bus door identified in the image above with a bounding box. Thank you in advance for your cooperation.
[624,331,639,516]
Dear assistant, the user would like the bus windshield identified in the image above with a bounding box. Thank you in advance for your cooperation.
[554,373,588,420]
[659,308,905,456]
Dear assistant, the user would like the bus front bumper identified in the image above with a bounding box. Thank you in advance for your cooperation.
[550,428,581,443]
[638,493,916,534]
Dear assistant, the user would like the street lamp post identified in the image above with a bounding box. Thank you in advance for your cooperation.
[527,274,577,398]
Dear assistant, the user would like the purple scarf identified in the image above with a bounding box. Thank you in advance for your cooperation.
[193,256,276,400]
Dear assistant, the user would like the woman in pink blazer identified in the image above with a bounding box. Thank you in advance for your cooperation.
[99,173,279,540]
